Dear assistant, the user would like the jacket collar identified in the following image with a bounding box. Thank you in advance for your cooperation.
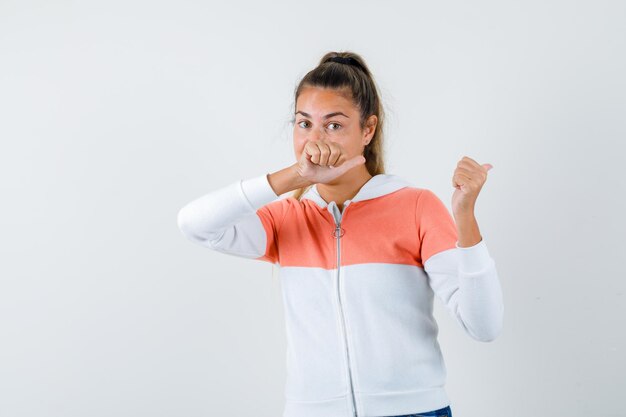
[301,173,413,209]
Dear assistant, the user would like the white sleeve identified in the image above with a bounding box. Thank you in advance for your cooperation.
[424,239,505,342]
[177,173,281,260]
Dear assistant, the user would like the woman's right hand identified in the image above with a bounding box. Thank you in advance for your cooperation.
[295,139,366,184]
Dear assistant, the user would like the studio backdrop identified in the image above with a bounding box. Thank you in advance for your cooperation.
[0,1,624,416]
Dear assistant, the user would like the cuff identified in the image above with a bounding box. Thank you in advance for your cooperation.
[240,173,280,210]
[455,238,492,273]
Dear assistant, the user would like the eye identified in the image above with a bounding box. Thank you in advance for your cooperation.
[296,121,342,130]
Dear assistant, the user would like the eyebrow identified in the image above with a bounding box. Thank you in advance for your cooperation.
[295,111,349,119]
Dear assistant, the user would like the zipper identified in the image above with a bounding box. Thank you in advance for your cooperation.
[330,201,358,417]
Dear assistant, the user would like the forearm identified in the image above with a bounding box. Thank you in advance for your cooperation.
[454,210,482,248]
[425,240,504,342]
[267,163,313,196]
[177,174,276,243]
[454,213,503,341]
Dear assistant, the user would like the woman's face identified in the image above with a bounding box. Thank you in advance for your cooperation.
[293,86,376,162]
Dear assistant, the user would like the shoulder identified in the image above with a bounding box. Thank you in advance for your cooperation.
[396,184,443,206]
[256,196,301,227]
[257,195,297,214]
[379,174,437,199]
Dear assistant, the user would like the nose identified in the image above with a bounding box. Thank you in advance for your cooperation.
[308,126,327,142]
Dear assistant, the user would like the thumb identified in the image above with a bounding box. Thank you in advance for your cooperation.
[335,155,366,172]
[482,163,493,171]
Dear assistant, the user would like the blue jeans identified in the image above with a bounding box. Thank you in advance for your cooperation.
[383,405,453,417]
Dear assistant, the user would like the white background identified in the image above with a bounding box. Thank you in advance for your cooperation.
[1,0,624,416]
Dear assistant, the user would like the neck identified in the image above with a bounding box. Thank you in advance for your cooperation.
[316,165,373,207]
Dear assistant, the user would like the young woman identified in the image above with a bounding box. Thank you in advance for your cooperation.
[178,51,504,417]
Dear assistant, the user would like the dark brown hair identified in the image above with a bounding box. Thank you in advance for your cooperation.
[289,51,388,200]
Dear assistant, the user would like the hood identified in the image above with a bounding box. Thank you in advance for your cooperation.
[301,173,414,209]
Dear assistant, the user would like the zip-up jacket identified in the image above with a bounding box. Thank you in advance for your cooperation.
[177,172,504,417]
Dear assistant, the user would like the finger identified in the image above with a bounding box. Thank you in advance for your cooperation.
[455,167,474,181]
[317,141,332,166]
[452,172,472,188]
[459,156,480,167]
[331,152,348,167]
[464,164,487,179]
[327,143,342,167]
[457,160,479,173]
[462,159,491,174]
[305,142,321,164]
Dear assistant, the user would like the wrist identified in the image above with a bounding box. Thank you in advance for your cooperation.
[268,163,313,195]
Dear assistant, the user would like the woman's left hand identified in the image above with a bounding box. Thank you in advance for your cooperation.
[451,156,493,216]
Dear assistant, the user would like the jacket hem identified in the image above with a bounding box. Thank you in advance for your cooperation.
[282,387,450,417]
[359,387,450,416]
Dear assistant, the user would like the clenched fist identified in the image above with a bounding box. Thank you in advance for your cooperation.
[295,139,366,185]
[451,156,493,215]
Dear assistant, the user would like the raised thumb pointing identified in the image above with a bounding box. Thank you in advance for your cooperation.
[352,155,366,166]
[341,155,365,170]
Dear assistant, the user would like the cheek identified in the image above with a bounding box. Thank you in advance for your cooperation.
[341,136,361,156]
[293,138,305,158]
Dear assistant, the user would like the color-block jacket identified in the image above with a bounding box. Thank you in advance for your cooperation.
[177,172,504,417]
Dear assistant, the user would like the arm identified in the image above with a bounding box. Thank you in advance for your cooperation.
[177,173,281,262]
[417,189,504,342]
[177,165,311,263]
